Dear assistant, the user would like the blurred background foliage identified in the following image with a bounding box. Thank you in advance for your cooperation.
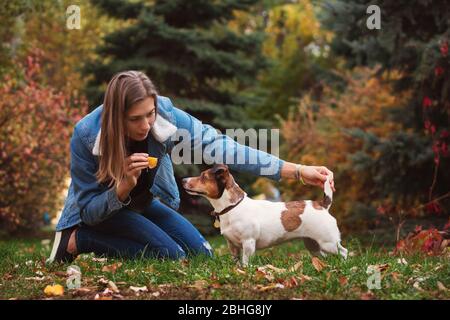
[0,0,448,244]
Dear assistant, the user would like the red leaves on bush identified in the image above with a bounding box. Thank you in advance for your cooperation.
[422,96,433,108]
[440,41,448,57]
[395,228,448,256]
[0,52,87,233]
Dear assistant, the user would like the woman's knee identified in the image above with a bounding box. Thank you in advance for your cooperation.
[143,243,187,260]
[186,239,214,258]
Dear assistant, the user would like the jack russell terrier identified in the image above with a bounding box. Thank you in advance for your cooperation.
[182,164,347,266]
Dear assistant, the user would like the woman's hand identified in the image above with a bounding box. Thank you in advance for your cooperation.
[300,165,336,192]
[280,162,336,192]
[122,153,149,188]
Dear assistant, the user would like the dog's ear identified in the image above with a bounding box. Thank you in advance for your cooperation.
[212,164,229,176]
[212,165,231,193]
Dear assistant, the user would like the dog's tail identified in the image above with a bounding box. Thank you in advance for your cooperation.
[321,175,333,210]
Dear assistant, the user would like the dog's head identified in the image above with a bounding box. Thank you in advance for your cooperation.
[182,164,241,200]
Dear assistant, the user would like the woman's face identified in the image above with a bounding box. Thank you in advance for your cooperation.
[125,97,157,141]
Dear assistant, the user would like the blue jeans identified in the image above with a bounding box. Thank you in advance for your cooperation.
[75,199,213,260]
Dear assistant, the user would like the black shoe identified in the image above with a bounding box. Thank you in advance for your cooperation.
[47,227,77,264]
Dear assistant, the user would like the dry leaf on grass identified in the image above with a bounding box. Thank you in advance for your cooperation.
[101,262,122,274]
[311,257,327,272]
[25,276,47,281]
[257,283,285,292]
[289,261,303,272]
[339,276,348,286]
[71,287,93,297]
[437,281,448,291]
[94,294,112,300]
[108,281,120,293]
[390,272,401,282]
[129,286,148,294]
[235,268,246,275]
[188,280,209,290]
[413,282,424,291]
[260,264,286,273]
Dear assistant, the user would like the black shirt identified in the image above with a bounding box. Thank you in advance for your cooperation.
[126,137,155,213]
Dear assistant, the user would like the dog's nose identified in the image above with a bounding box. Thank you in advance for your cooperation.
[182,178,189,185]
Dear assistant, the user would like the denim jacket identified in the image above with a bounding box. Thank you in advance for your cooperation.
[56,96,285,231]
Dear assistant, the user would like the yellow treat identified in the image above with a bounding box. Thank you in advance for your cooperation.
[148,156,158,169]
[44,284,65,296]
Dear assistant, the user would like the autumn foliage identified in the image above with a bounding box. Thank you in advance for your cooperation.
[0,53,87,234]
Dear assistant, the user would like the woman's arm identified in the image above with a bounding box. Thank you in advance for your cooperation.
[70,126,130,226]
[170,101,335,190]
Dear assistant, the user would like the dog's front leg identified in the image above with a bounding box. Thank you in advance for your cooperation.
[226,239,241,264]
[241,239,256,267]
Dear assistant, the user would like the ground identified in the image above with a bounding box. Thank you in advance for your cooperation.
[0,234,449,300]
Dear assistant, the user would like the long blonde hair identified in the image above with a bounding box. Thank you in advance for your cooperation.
[96,71,158,188]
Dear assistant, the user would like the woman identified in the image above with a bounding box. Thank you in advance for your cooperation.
[48,70,335,263]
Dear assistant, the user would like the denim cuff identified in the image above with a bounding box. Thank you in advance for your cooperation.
[107,187,131,211]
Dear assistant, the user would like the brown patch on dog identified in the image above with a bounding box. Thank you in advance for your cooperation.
[227,183,245,204]
[281,201,306,232]
[312,201,324,210]
[320,195,332,208]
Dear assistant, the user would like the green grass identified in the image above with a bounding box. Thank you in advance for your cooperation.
[0,235,449,300]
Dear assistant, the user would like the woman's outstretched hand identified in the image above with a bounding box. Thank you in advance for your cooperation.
[281,162,335,192]
[300,165,335,192]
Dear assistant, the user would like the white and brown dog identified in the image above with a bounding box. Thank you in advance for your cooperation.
[182,164,347,266]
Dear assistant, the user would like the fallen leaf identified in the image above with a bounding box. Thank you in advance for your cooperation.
[108,281,120,293]
[437,281,447,291]
[188,280,209,290]
[339,276,348,286]
[311,257,327,272]
[44,284,64,297]
[261,264,286,273]
[413,282,424,291]
[396,258,408,265]
[129,286,148,293]
[257,283,285,292]
[71,287,92,296]
[152,291,160,297]
[360,291,376,300]
[92,257,108,263]
[368,263,389,273]
[101,262,122,274]
[390,272,401,282]
[283,276,299,288]
[299,275,312,283]
[255,268,274,281]
[289,261,303,272]
[350,266,359,273]
[235,268,246,275]
[94,294,112,300]
[25,276,47,281]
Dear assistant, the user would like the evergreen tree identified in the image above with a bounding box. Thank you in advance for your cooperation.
[323,0,450,214]
[85,0,267,130]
